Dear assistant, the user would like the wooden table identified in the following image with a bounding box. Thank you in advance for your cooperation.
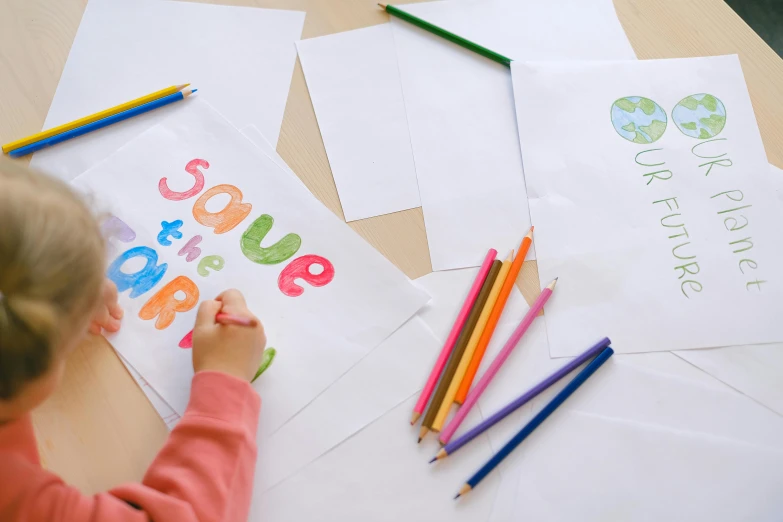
[1,0,781,494]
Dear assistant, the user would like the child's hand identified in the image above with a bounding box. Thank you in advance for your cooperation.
[88,279,124,335]
[192,289,266,382]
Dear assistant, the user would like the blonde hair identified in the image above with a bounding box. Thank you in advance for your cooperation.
[0,159,105,399]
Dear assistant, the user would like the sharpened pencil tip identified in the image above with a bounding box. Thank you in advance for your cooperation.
[454,494,461,500]
[428,457,437,464]
[192,89,198,93]
[417,437,422,444]
[378,2,387,8]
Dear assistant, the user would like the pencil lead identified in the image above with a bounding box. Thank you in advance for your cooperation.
[176,83,190,90]
[428,457,437,464]
[526,226,534,238]
[191,89,198,94]
[378,2,387,8]
[417,437,423,443]
[453,494,461,500]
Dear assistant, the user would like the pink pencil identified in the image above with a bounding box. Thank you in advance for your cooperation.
[439,277,558,444]
[216,313,257,327]
[410,248,497,425]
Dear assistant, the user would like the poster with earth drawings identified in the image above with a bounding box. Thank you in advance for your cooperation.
[511,55,783,356]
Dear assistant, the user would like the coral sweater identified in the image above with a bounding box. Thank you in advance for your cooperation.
[0,371,261,521]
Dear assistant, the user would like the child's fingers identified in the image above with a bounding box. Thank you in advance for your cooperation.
[88,322,102,335]
[109,301,124,320]
[215,288,246,306]
[103,317,122,333]
[215,289,250,315]
[195,299,222,326]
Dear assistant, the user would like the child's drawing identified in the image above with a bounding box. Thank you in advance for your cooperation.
[672,93,726,139]
[611,96,667,144]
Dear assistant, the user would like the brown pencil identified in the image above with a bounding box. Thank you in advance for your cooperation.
[418,259,502,443]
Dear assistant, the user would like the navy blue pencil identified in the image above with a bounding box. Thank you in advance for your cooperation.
[9,88,197,158]
[432,337,610,463]
[454,346,614,499]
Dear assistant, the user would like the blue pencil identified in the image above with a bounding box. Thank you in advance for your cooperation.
[432,337,611,463]
[454,346,614,499]
[10,88,197,158]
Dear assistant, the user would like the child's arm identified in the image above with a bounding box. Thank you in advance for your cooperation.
[2,290,266,521]
[111,370,261,521]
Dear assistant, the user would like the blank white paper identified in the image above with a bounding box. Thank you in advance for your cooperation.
[31,0,304,181]
[675,343,783,417]
[513,56,783,355]
[297,25,420,221]
[252,395,499,522]
[253,316,440,494]
[504,352,783,521]
[391,0,636,270]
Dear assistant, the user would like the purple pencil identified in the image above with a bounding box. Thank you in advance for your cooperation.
[430,337,611,462]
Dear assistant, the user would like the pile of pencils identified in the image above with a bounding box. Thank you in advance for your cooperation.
[410,227,614,498]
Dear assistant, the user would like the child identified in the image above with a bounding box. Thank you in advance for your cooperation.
[0,159,267,521]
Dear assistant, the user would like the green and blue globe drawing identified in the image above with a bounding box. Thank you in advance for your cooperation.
[672,93,726,139]
[610,96,667,144]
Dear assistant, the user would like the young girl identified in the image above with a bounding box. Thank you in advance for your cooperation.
[0,159,267,521]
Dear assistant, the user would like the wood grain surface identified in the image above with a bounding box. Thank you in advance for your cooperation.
[0,0,781,493]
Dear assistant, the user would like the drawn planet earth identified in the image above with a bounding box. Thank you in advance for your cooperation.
[672,93,726,139]
[610,96,668,144]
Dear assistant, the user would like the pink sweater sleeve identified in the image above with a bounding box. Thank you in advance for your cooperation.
[0,371,261,522]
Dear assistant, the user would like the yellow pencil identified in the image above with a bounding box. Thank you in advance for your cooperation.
[431,251,514,432]
[2,84,189,153]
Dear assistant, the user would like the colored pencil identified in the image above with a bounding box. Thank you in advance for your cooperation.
[9,89,197,158]
[378,3,511,67]
[216,313,257,327]
[439,277,558,442]
[431,252,513,432]
[433,337,611,460]
[418,260,501,442]
[454,346,614,499]
[411,249,497,425]
[252,348,277,383]
[2,84,189,153]
[455,227,534,406]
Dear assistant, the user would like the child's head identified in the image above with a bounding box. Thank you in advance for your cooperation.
[0,159,106,419]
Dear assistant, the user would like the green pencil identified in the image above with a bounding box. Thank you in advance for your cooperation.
[379,3,511,67]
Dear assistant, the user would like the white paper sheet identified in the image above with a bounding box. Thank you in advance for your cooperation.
[254,316,440,493]
[239,126,304,188]
[668,163,783,417]
[513,56,783,356]
[297,25,420,221]
[502,352,783,521]
[118,353,180,429]
[252,395,499,522]
[72,99,429,433]
[120,125,278,431]
[675,344,783,416]
[391,0,636,270]
[31,0,304,181]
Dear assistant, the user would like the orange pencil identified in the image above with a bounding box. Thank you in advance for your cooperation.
[455,226,534,404]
